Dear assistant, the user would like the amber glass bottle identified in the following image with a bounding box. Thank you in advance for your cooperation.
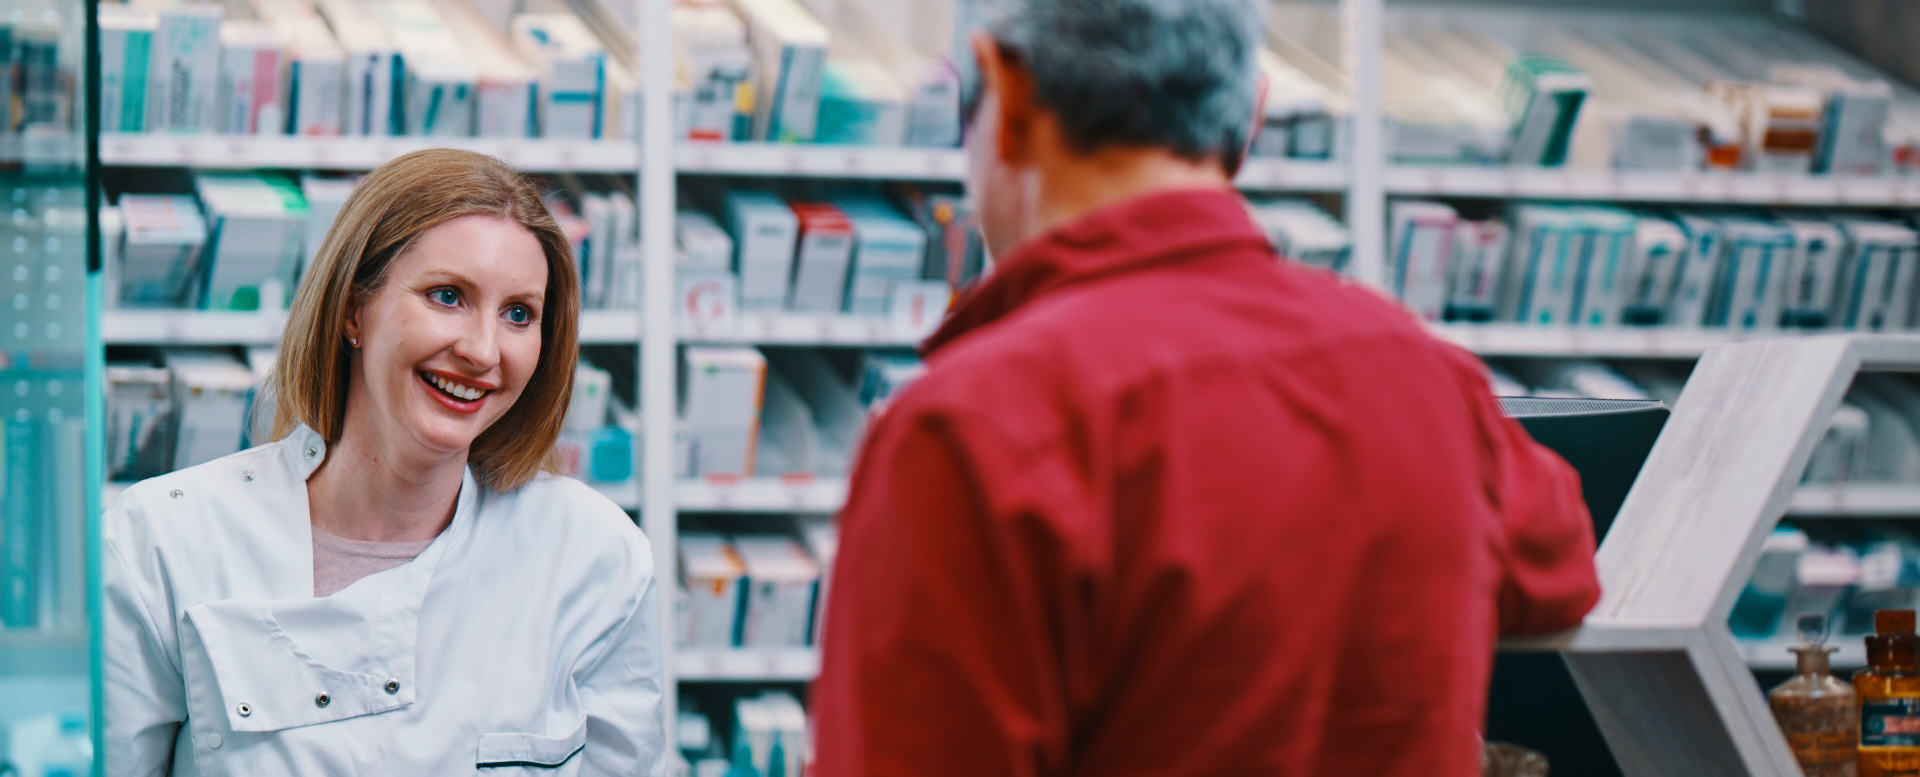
[1858,609,1920,777]
[1769,614,1857,777]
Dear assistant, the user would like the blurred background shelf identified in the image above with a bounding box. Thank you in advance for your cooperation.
[675,648,820,682]
[100,133,640,172]
[677,142,964,180]
[1785,484,1920,518]
[676,478,849,513]
[105,310,641,346]
[681,312,928,347]
[1386,167,1920,206]
[1428,325,1809,359]
[1741,636,1867,672]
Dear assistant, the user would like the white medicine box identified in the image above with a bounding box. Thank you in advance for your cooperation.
[733,534,821,648]
[679,532,746,647]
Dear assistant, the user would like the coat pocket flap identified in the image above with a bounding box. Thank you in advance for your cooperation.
[476,718,589,769]
[182,599,411,733]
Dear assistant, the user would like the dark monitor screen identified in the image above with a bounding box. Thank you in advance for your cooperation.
[1488,396,1670,777]
[1499,397,1671,541]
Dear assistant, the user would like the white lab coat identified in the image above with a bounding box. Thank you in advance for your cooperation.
[104,424,666,776]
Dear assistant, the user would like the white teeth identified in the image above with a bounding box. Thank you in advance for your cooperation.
[424,373,486,401]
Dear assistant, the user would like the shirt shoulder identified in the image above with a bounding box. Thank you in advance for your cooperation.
[106,438,297,553]
[484,474,653,575]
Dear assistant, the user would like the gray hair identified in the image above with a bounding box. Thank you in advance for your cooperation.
[978,0,1265,162]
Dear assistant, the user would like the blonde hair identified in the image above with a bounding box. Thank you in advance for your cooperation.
[271,149,580,491]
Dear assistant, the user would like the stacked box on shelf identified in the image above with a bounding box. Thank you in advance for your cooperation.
[683,347,766,477]
[195,172,308,311]
[431,0,536,137]
[117,194,207,308]
[254,0,345,137]
[1262,3,1350,162]
[312,0,401,136]
[836,195,926,316]
[722,190,799,311]
[217,20,283,135]
[787,201,854,312]
[511,13,607,140]
[732,693,807,776]
[891,184,984,291]
[100,6,156,134]
[731,0,829,143]
[377,0,480,137]
[826,0,959,147]
[148,4,224,133]
[674,2,755,142]
[676,209,741,325]
[298,174,355,270]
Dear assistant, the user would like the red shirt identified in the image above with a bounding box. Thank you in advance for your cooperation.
[812,188,1600,777]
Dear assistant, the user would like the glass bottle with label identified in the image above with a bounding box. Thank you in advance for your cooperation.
[1769,614,1857,777]
[1858,609,1920,777]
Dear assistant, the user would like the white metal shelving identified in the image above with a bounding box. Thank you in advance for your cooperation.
[1785,484,1920,518]
[1387,166,1920,206]
[682,312,927,347]
[1739,636,1867,672]
[677,141,964,181]
[100,133,640,172]
[675,647,820,682]
[102,310,642,346]
[1427,324,1811,359]
[675,478,849,513]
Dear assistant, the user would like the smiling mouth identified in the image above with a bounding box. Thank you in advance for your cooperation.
[419,371,492,402]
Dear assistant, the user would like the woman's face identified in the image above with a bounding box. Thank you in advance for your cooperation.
[344,214,548,462]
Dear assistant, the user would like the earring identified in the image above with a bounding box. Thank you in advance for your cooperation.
[348,337,358,347]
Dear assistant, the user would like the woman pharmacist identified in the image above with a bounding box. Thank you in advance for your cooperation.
[103,150,665,775]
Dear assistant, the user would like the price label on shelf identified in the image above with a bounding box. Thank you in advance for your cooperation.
[556,144,579,169]
[310,143,334,168]
[842,152,863,175]
[692,147,717,171]
[161,315,187,343]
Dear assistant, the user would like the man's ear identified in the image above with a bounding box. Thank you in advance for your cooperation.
[972,32,1037,167]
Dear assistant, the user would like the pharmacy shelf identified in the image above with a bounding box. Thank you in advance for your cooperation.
[675,478,848,513]
[100,133,639,172]
[1235,157,1350,192]
[1786,484,1920,518]
[0,134,80,167]
[673,143,1351,192]
[681,312,928,347]
[1740,636,1867,672]
[1386,165,1920,207]
[104,309,641,346]
[0,630,87,651]
[678,142,965,181]
[675,648,820,682]
[1428,324,1814,359]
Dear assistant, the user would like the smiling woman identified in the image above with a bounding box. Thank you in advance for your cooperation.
[102,150,665,777]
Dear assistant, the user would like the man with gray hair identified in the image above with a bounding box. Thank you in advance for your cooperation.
[812,1,1602,775]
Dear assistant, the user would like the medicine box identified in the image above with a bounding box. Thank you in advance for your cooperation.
[100,6,156,133]
[682,347,767,477]
[733,0,829,142]
[1388,201,1458,321]
[512,13,608,140]
[1619,214,1686,326]
[1445,219,1508,323]
[733,534,820,648]
[118,195,207,308]
[149,5,224,133]
[169,356,255,470]
[1776,218,1846,329]
[788,202,855,313]
[723,191,799,311]
[218,20,282,135]
[836,196,926,316]
[195,173,308,311]
[679,533,746,647]
[677,210,735,273]
[314,0,400,136]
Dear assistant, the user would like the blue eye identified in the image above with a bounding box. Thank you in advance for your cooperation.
[506,305,532,325]
[430,289,459,306]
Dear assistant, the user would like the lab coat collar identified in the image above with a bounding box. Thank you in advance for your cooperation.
[179,424,482,733]
[921,187,1270,356]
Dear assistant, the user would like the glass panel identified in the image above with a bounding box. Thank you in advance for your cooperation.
[0,0,98,775]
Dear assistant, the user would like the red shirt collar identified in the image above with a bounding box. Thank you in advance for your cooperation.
[923,187,1271,356]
